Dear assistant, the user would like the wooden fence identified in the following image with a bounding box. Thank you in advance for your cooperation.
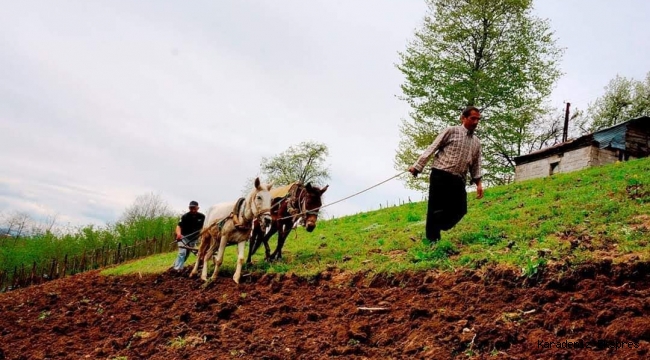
[0,236,175,293]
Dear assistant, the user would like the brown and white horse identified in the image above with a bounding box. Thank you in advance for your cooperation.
[246,182,328,264]
[189,177,273,283]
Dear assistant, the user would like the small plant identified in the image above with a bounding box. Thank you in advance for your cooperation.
[169,336,187,348]
[406,212,420,222]
[411,240,459,262]
[38,311,50,320]
[522,257,547,278]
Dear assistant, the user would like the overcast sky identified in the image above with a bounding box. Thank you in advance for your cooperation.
[1,0,648,229]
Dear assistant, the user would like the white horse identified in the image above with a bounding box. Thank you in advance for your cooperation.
[189,177,273,283]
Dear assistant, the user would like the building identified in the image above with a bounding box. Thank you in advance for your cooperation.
[513,116,650,182]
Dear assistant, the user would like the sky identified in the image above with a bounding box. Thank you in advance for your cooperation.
[1,0,649,229]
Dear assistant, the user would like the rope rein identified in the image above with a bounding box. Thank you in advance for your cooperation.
[276,170,408,221]
[175,170,407,242]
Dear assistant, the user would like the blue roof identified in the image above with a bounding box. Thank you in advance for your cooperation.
[593,122,628,150]
[514,116,650,165]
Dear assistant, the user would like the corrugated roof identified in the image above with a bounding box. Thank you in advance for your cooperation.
[593,122,627,150]
[514,116,650,165]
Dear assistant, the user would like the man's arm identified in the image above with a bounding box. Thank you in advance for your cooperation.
[470,145,483,199]
[175,215,184,240]
[410,127,451,175]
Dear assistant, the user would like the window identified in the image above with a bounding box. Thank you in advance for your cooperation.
[550,161,560,175]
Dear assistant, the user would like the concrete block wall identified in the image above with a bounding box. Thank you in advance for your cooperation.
[514,146,595,182]
[556,146,592,173]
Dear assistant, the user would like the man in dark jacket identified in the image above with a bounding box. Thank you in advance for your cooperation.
[408,106,484,243]
[171,200,205,271]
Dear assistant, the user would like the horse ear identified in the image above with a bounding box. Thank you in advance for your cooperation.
[321,184,329,194]
[267,182,273,190]
[254,177,261,190]
[305,182,313,191]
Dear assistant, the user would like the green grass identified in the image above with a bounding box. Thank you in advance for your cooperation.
[101,252,178,276]
[102,157,650,278]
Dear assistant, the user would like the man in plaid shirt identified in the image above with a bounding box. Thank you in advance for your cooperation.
[408,106,484,243]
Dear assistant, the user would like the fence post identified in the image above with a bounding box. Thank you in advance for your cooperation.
[49,258,56,280]
[30,261,37,285]
[117,243,122,264]
[12,266,18,290]
[20,264,26,289]
[82,250,88,272]
[62,254,68,278]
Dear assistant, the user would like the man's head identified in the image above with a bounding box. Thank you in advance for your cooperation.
[460,106,481,132]
[189,200,199,213]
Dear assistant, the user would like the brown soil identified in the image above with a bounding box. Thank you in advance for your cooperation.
[1,261,650,360]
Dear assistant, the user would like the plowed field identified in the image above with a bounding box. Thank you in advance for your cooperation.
[1,261,650,359]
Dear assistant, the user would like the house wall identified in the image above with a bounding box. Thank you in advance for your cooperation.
[514,146,594,182]
[590,147,620,166]
[626,122,650,158]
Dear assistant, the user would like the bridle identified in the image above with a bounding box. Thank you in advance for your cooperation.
[290,186,320,224]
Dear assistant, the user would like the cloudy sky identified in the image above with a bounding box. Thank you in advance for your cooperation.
[1,0,648,228]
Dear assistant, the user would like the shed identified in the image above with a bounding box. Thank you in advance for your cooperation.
[513,116,650,182]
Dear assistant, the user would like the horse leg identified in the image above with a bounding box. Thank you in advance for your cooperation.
[201,234,216,281]
[190,232,208,278]
[211,233,228,281]
[233,241,246,284]
[246,227,262,265]
[270,223,290,261]
[276,227,292,260]
[262,224,278,262]
[189,241,202,278]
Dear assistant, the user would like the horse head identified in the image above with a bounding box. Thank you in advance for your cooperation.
[248,177,273,228]
[301,182,329,232]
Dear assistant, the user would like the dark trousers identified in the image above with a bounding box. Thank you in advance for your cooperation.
[426,168,467,241]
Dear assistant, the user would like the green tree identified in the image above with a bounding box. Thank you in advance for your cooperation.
[394,0,564,190]
[260,141,330,187]
[585,71,650,132]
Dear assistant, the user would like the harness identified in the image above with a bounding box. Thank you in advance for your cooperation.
[213,197,250,231]
[285,183,319,224]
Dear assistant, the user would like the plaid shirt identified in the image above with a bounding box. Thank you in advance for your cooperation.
[412,125,482,184]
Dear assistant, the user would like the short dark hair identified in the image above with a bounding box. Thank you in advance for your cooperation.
[461,106,480,118]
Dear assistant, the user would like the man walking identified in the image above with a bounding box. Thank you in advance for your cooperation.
[408,106,484,243]
[171,200,205,271]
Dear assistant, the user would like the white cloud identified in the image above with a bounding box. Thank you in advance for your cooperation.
[1,0,648,228]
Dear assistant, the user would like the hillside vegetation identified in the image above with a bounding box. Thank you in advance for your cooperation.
[1,217,177,275]
[103,157,650,278]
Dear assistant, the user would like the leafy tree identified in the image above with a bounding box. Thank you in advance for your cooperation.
[394,0,564,190]
[585,71,650,132]
[257,141,330,188]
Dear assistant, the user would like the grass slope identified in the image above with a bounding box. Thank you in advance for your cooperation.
[102,157,650,278]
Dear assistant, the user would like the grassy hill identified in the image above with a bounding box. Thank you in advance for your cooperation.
[102,157,650,279]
